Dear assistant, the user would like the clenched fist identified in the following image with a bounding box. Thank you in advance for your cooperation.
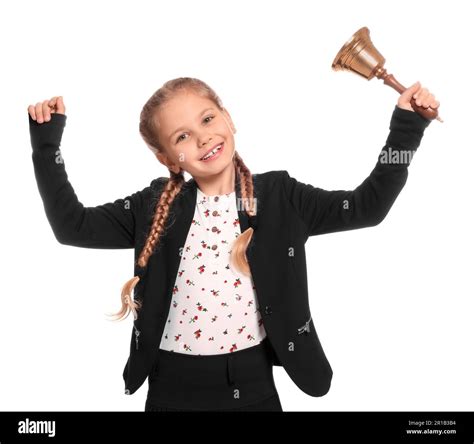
[397,82,440,113]
[27,96,66,123]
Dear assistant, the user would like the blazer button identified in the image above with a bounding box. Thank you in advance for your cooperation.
[124,389,131,395]
[264,305,272,315]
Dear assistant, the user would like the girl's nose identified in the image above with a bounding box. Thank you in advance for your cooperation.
[199,136,213,147]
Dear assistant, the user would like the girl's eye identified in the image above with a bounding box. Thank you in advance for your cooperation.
[176,115,214,143]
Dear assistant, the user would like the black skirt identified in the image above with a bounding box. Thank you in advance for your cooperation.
[145,336,282,411]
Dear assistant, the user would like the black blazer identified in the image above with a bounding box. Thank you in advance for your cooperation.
[29,106,431,397]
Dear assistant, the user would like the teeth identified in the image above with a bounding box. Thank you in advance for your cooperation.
[201,144,222,160]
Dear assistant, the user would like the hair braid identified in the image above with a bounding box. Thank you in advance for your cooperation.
[138,171,185,268]
[107,171,185,321]
[229,152,257,276]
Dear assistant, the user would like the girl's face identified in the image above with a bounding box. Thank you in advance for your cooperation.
[154,91,236,179]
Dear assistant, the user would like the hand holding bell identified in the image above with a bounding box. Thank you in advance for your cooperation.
[397,81,440,117]
[332,27,443,122]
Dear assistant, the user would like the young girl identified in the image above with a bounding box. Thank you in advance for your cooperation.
[28,78,439,412]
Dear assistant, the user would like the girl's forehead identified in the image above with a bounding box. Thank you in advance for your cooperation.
[169,91,212,109]
[158,94,216,126]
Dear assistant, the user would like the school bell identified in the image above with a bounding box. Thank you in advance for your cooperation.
[331,26,442,122]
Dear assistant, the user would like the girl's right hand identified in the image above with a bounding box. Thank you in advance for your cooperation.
[28,96,66,123]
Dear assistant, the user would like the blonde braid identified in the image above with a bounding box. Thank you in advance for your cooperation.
[107,171,185,321]
[229,152,257,276]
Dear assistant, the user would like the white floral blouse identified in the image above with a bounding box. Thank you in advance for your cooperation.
[158,186,267,355]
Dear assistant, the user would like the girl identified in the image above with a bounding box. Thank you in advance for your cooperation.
[28,78,439,412]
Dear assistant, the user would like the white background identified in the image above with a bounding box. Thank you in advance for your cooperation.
[0,0,472,412]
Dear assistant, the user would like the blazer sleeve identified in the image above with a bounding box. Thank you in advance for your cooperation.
[282,105,432,238]
[29,112,156,249]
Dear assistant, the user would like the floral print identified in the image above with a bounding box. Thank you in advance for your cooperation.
[158,187,267,354]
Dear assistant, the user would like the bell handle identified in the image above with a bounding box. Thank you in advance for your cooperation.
[376,70,443,122]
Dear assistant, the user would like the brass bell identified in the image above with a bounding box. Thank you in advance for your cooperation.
[332,27,442,122]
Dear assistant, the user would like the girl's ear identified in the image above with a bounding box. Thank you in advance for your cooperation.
[155,152,168,167]
[156,152,173,169]
[156,152,182,174]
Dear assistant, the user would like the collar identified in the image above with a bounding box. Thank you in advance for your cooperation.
[196,187,236,213]
[189,175,258,231]
[181,174,257,230]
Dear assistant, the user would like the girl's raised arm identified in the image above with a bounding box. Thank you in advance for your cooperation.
[28,97,154,249]
[282,104,432,238]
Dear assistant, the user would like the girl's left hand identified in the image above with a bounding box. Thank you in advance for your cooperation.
[397,81,440,112]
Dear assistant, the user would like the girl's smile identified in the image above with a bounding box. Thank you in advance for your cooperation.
[199,142,224,162]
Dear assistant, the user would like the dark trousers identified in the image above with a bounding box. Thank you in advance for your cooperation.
[145,337,283,411]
